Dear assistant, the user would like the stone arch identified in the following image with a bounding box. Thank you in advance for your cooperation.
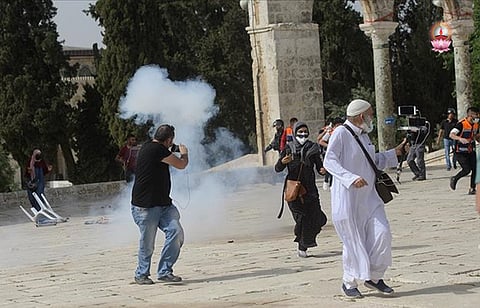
[433,0,473,22]
[359,0,395,23]
[78,65,93,77]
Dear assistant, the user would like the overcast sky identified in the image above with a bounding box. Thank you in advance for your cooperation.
[53,0,103,48]
[53,0,361,49]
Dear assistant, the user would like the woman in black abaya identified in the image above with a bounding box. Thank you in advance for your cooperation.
[275,122,328,257]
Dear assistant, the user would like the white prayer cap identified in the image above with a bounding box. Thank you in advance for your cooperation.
[346,99,371,117]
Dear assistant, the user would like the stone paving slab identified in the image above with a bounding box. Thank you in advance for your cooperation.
[1,161,480,307]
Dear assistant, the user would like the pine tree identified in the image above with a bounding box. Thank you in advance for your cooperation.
[390,0,455,124]
[90,0,255,152]
[313,0,374,119]
[70,84,122,184]
[471,0,480,105]
[0,0,76,178]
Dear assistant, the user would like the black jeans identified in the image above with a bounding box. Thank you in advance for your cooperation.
[453,152,476,189]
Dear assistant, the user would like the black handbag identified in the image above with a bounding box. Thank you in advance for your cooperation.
[344,124,399,204]
[25,177,39,191]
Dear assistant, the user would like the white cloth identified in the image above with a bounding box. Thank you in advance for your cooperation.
[323,120,398,283]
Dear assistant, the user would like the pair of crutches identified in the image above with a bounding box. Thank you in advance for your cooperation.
[19,192,68,227]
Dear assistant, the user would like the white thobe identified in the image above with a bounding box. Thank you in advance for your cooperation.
[324,120,398,285]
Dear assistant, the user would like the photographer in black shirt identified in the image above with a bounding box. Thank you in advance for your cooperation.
[131,124,189,285]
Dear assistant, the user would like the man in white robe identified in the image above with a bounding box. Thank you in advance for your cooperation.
[324,99,406,298]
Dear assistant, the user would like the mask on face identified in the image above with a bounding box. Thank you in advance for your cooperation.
[361,115,374,133]
[295,132,309,145]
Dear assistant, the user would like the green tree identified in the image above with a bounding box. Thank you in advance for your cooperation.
[0,0,76,178]
[70,84,122,184]
[390,0,455,125]
[0,143,15,192]
[472,0,480,105]
[313,0,374,119]
[90,0,255,153]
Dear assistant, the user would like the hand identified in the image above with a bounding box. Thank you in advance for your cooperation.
[281,154,293,165]
[179,144,188,155]
[353,177,368,188]
[395,138,408,156]
[47,165,53,172]
[319,167,326,175]
[458,138,469,144]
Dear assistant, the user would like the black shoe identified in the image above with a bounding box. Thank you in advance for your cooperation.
[134,276,154,285]
[158,273,182,283]
[416,176,426,181]
[412,175,419,181]
[468,188,476,195]
[341,284,363,298]
[364,279,394,295]
[450,176,457,190]
[453,164,457,169]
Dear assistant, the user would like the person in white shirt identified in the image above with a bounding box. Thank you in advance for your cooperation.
[323,99,406,298]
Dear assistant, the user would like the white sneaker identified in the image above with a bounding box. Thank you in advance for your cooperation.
[323,182,329,191]
[297,250,308,258]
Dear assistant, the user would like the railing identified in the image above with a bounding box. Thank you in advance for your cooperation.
[62,76,95,82]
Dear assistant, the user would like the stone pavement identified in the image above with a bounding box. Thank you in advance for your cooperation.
[1,157,480,307]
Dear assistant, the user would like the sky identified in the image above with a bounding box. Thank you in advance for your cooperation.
[53,0,103,48]
[52,0,361,49]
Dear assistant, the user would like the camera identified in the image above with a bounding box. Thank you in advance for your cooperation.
[397,105,427,133]
[397,105,430,146]
[171,144,180,152]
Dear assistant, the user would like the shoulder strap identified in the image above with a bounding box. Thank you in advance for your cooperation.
[343,124,381,177]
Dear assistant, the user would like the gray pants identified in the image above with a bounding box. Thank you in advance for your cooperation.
[407,144,426,178]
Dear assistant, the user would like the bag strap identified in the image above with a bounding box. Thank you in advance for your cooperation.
[343,124,382,178]
[277,162,304,219]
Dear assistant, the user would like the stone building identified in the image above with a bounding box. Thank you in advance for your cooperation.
[62,46,96,105]
[242,0,324,165]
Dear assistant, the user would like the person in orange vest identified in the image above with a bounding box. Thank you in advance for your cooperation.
[449,107,480,195]
[280,117,298,151]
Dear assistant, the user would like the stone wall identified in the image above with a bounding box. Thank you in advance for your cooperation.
[246,0,324,165]
[0,181,126,211]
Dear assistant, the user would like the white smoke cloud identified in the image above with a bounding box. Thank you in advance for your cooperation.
[117,64,251,242]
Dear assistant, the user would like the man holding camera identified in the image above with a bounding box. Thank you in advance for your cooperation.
[131,124,189,285]
[407,123,429,181]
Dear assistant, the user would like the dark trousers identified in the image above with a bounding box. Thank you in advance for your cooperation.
[453,152,477,189]
[407,144,426,178]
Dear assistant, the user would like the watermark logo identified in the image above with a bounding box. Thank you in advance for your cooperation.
[430,22,452,53]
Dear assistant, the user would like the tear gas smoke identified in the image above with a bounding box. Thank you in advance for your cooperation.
[116,65,252,242]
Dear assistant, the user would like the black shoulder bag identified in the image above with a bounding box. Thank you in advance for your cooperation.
[343,124,399,204]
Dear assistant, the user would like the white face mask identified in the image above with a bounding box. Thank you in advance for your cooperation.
[296,136,307,145]
[361,114,374,133]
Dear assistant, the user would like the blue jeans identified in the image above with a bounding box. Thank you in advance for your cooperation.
[443,138,456,169]
[131,204,184,279]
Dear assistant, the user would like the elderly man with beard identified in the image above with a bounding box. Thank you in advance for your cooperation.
[323,99,406,298]
[275,121,328,258]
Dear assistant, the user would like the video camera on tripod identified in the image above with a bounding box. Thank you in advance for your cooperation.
[397,105,427,136]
